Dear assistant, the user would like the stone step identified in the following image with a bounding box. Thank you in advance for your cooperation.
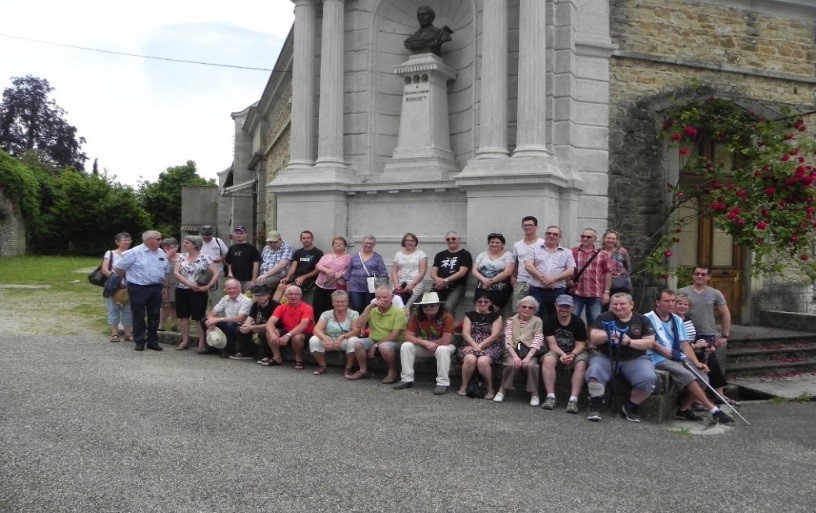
[726,358,816,378]
[725,337,816,379]
[726,336,816,350]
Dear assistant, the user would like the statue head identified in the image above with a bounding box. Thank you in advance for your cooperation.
[416,6,436,28]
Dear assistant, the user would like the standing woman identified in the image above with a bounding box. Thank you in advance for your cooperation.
[345,235,387,313]
[471,233,514,312]
[159,237,179,331]
[102,232,133,342]
[313,237,352,318]
[601,230,632,312]
[390,232,427,310]
[174,235,219,351]
[456,295,504,399]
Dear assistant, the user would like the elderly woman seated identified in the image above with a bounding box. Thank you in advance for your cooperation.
[456,295,504,400]
[493,296,545,405]
[308,290,361,375]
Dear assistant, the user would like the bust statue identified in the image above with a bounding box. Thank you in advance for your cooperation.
[403,5,453,56]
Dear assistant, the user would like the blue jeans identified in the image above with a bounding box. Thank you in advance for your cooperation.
[349,290,374,314]
[128,283,163,348]
[529,286,565,320]
[572,295,602,326]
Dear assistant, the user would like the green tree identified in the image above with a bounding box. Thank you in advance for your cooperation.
[0,150,40,231]
[0,75,87,171]
[138,160,214,239]
[39,169,151,255]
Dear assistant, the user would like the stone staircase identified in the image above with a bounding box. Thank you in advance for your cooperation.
[725,334,816,379]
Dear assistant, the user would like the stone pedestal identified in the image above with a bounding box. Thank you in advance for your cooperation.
[382,53,458,182]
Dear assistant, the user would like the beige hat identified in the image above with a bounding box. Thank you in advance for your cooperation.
[206,327,227,349]
[266,231,282,242]
[414,291,442,305]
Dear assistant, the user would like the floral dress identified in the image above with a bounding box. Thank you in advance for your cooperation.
[456,310,503,364]
[176,252,213,290]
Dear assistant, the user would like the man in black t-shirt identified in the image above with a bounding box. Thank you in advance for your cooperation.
[225,226,261,291]
[541,295,588,413]
[585,292,657,423]
[430,231,473,313]
[235,284,280,360]
[275,230,323,303]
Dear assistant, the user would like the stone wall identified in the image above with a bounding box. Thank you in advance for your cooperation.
[0,189,26,257]
[607,0,816,277]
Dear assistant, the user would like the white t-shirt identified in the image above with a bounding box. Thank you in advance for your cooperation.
[393,249,427,284]
[512,238,542,284]
[201,237,228,270]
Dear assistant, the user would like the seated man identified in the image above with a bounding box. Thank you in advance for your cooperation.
[201,278,252,358]
[349,285,407,383]
[263,285,314,369]
[586,292,657,423]
[237,284,280,360]
[540,295,588,414]
[646,289,734,424]
[393,292,457,395]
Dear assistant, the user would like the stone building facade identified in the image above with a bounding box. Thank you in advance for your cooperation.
[219,0,815,321]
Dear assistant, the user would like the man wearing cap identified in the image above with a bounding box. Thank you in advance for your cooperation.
[237,284,280,360]
[115,230,167,351]
[263,285,314,368]
[199,225,229,304]
[393,291,457,395]
[349,286,407,383]
[276,230,323,303]
[225,225,261,291]
[256,231,294,290]
[540,294,589,414]
[201,278,252,358]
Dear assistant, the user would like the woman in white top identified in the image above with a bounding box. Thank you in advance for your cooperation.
[102,232,133,342]
[390,232,427,310]
[471,233,515,312]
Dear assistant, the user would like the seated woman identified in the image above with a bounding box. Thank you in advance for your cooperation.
[308,290,361,375]
[471,232,514,312]
[456,295,503,400]
[493,296,545,405]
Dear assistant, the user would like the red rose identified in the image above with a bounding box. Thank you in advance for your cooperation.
[683,125,698,137]
[664,250,673,258]
[679,147,689,155]
[764,186,776,196]
[671,133,681,141]
[801,254,810,262]
[756,221,768,230]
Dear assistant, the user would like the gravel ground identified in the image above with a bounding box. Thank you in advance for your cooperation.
[1,295,815,512]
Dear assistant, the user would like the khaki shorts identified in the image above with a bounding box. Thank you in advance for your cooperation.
[543,350,589,367]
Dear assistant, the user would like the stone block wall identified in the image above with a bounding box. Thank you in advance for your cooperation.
[607,0,815,272]
[0,189,26,257]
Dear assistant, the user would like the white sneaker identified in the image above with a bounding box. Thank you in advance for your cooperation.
[493,392,504,403]
[530,395,540,407]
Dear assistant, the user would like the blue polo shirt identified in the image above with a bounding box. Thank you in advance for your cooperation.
[116,244,168,286]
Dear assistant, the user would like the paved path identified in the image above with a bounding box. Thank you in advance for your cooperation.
[2,332,815,512]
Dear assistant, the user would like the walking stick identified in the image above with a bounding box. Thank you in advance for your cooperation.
[602,322,627,413]
[683,360,750,426]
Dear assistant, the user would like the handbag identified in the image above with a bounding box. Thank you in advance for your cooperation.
[88,251,112,287]
[610,250,632,290]
[359,253,388,293]
[466,373,487,399]
[196,268,214,286]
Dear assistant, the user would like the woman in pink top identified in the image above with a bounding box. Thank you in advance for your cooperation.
[313,236,352,318]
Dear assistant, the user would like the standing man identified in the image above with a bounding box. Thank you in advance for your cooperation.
[115,230,167,352]
[255,231,294,290]
[585,293,657,422]
[430,231,472,313]
[645,290,734,424]
[540,295,589,414]
[678,265,736,404]
[511,216,544,312]
[199,225,229,304]
[276,230,323,303]
[570,228,612,326]
[524,226,576,319]
[224,226,261,291]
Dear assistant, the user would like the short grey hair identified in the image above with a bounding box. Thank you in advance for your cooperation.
[331,290,349,301]
[184,235,203,251]
[517,295,539,312]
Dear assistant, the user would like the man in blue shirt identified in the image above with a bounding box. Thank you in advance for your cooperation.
[115,230,168,351]
[646,289,733,424]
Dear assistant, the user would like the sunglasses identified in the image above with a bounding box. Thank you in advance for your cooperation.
[476,299,492,304]
[445,237,458,242]
[580,235,595,239]
[545,232,561,237]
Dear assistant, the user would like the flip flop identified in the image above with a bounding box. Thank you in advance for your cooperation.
[109,335,120,343]
[294,361,305,370]
[313,366,328,375]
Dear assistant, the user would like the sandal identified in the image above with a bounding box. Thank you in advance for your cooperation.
[294,361,305,370]
[109,335,120,343]
[313,366,328,375]
[259,358,282,367]
[124,335,134,342]
[196,348,209,355]
[344,367,354,377]
[175,343,189,351]
[345,371,369,380]
[724,397,740,406]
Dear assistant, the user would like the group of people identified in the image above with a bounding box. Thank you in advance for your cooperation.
[102,218,736,424]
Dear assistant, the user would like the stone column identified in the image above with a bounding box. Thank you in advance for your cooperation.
[513,0,548,157]
[288,0,317,168]
[316,0,346,169]
[476,0,508,158]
